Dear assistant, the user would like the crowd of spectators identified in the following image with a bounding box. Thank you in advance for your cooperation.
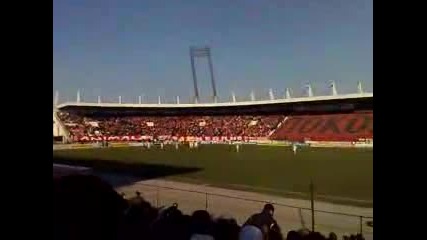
[54,174,366,240]
[58,111,284,138]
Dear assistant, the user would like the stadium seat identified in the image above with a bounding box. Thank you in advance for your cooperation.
[270,112,373,142]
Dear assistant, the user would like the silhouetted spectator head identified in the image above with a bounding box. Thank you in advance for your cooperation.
[190,210,213,236]
[355,233,365,240]
[287,230,302,240]
[306,231,326,240]
[328,232,337,240]
[159,203,183,222]
[262,203,274,216]
[129,190,146,206]
[152,203,189,240]
[214,217,240,240]
[54,174,127,240]
[297,228,310,237]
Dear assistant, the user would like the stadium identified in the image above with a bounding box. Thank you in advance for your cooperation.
[53,82,373,240]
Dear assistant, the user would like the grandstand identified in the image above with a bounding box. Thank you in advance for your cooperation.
[53,86,373,146]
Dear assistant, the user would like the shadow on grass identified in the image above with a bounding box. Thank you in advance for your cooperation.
[53,156,202,188]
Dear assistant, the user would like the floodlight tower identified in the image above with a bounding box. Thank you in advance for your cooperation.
[189,46,218,103]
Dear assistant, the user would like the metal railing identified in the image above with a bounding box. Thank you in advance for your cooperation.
[122,182,373,236]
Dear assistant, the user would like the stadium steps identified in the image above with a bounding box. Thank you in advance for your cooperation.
[53,110,71,143]
[267,116,288,137]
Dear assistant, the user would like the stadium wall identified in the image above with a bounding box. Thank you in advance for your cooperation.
[306,141,373,148]
[53,142,138,151]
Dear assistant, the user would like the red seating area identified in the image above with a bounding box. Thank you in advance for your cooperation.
[270,112,373,142]
[58,111,284,139]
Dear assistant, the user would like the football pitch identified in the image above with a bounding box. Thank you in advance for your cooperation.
[53,144,373,207]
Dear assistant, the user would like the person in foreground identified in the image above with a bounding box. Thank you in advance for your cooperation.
[239,203,282,240]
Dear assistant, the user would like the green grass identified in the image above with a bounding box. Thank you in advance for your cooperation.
[53,144,373,207]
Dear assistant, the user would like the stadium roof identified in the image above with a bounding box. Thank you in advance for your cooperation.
[57,92,373,110]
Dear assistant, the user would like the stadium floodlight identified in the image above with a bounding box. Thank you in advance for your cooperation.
[158,96,161,104]
[119,96,122,104]
[189,46,218,103]
[138,96,142,104]
[269,88,275,100]
[54,90,59,107]
[231,91,237,103]
[305,83,313,97]
[329,80,338,96]
[76,89,81,103]
[285,88,292,99]
[176,96,180,104]
[98,96,101,104]
[250,90,255,101]
[357,81,364,94]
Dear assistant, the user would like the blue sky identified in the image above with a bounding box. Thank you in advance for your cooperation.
[53,0,372,103]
